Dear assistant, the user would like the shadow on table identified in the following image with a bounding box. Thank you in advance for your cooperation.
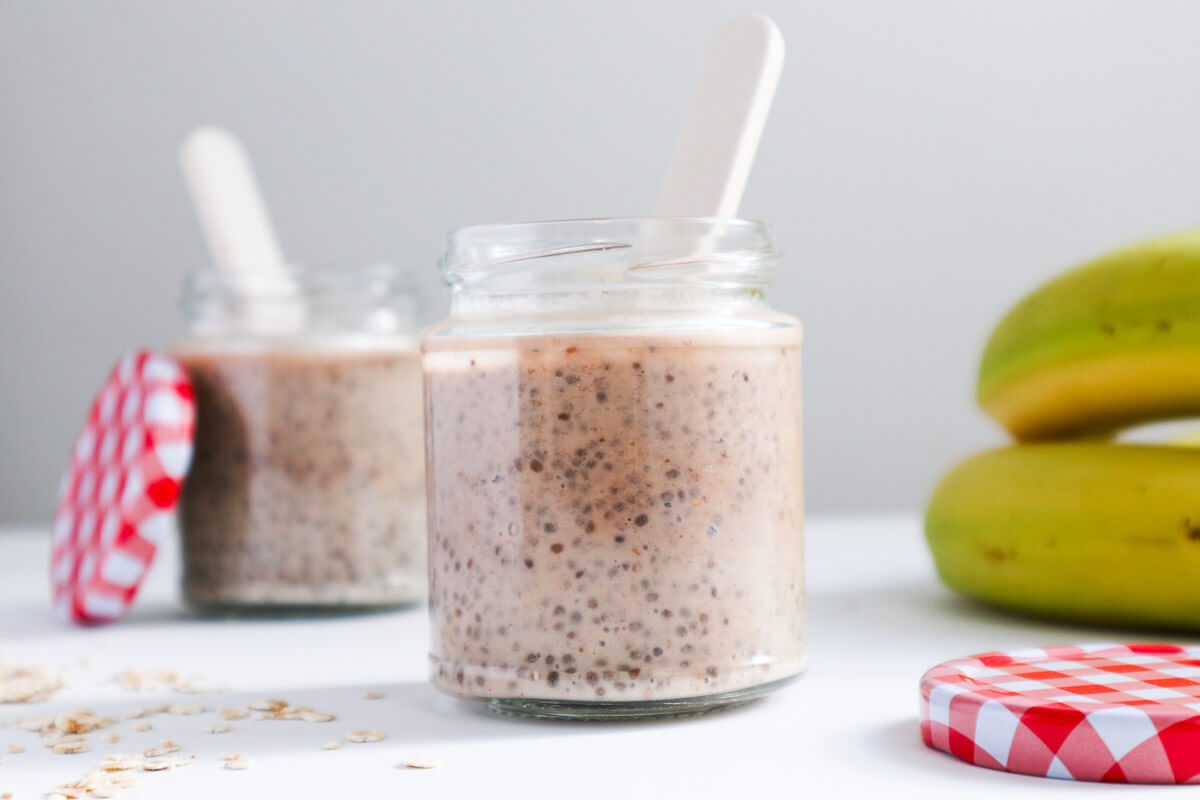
[864,717,1200,790]
[0,595,422,639]
[861,718,1092,789]
[183,680,637,752]
[807,578,1196,651]
[0,597,191,639]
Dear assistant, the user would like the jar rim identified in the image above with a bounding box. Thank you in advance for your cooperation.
[181,262,416,301]
[442,217,778,292]
[447,215,771,242]
[178,262,423,339]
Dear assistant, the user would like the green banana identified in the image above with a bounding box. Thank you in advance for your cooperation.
[979,228,1200,441]
[926,443,1200,630]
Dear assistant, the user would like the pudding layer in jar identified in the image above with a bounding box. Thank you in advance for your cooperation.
[178,343,426,610]
[425,327,805,709]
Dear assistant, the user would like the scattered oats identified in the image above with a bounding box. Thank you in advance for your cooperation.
[116,669,147,691]
[363,690,385,700]
[55,772,136,799]
[43,733,87,749]
[5,744,22,754]
[100,754,142,771]
[117,668,219,698]
[115,668,181,693]
[141,759,173,772]
[47,794,69,800]
[223,758,254,771]
[221,752,243,761]
[26,709,120,758]
[141,741,181,758]
[247,700,338,722]
[106,733,119,744]
[402,756,439,769]
[55,710,110,735]
[52,716,82,736]
[217,708,247,721]
[321,741,342,751]
[175,681,220,695]
[248,700,287,713]
[165,705,204,716]
[132,723,151,733]
[125,705,169,719]
[170,755,194,768]
[54,712,84,733]
[345,730,384,744]
[115,669,142,690]
[0,664,62,703]
[202,723,230,734]
[298,710,335,723]
[16,713,54,731]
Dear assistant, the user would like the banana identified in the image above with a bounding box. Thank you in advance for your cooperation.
[925,442,1200,630]
[1171,430,1200,447]
[978,229,1200,441]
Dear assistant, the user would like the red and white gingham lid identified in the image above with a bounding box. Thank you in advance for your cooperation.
[51,351,195,624]
[921,643,1200,784]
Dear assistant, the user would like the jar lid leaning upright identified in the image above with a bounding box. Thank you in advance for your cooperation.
[51,350,196,624]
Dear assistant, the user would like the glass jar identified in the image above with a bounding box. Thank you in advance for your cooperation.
[174,264,426,614]
[423,218,805,719]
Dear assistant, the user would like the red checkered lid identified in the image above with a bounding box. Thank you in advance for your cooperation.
[921,643,1200,784]
[51,351,195,624]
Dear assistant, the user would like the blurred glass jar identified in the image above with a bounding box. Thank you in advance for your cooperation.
[423,218,806,719]
[173,264,426,614]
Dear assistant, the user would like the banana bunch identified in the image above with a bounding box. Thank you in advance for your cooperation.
[926,229,1200,629]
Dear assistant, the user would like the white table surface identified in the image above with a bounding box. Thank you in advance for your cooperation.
[0,515,1185,798]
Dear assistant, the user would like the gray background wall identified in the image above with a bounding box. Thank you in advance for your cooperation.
[3,0,1199,523]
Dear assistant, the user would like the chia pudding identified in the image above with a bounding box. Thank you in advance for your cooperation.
[177,344,426,610]
[424,328,805,710]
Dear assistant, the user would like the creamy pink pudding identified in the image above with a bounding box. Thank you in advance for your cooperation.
[178,346,426,609]
[424,328,805,708]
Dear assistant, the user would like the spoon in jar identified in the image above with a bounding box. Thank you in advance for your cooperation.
[654,13,785,219]
[179,127,303,333]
